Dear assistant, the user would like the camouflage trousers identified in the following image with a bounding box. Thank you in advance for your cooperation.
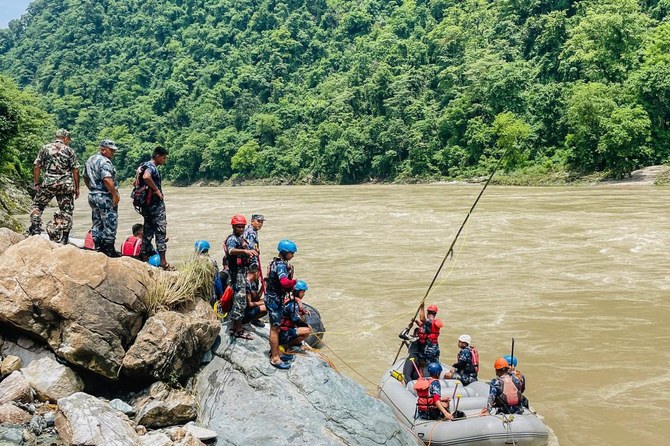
[29,183,75,231]
[141,201,167,254]
[88,193,118,245]
[228,268,248,322]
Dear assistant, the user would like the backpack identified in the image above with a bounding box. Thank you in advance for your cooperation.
[130,163,152,213]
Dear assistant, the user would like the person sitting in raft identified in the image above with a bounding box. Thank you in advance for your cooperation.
[415,362,453,421]
[195,240,223,305]
[241,263,267,327]
[279,280,312,354]
[414,303,443,364]
[504,354,529,408]
[480,358,524,416]
[444,334,479,386]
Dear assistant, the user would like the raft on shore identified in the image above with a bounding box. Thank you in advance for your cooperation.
[378,358,549,446]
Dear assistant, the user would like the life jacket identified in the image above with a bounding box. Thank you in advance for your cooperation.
[280,298,303,331]
[219,286,234,313]
[417,318,442,345]
[468,346,480,374]
[415,377,438,412]
[497,374,521,407]
[121,236,142,257]
[223,234,251,271]
[266,257,292,297]
[84,231,94,250]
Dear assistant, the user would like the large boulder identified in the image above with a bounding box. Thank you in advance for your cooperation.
[0,228,23,256]
[56,392,140,446]
[22,357,84,402]
[122,299,219,382]
[132,382,197,428]
[194,327,421,446]
[0,236,149,379]
[0,371,34,404]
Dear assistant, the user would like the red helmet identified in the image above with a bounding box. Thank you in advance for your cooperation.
[494,357,510,370]
[427,305,438,314]
[231,215,247,226]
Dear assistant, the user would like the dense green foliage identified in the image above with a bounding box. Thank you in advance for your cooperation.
[0,75,52,179]
[1,0,669,183]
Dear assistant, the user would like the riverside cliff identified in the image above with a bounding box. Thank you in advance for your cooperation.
[0,230,419,446]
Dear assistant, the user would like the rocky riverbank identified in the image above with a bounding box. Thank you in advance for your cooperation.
[0,177,30,233]
[0,230,419,446]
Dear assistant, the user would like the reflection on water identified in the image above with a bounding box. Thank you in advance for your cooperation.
[55,184,670,445]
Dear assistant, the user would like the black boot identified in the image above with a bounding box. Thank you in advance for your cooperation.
[60,231,70,245]
[26,224,42,236]
[99,242,121,258]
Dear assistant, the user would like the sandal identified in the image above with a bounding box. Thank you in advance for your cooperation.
[159,263,175,271]
[280,353,295,363]
[270,360,291,370]
[230,330,253,340]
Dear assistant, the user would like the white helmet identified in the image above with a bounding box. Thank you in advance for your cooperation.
[458,334,471,345]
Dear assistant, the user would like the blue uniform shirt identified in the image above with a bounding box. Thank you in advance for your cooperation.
[85,153,117,193]
[487,373,524,414]
[142,161,162,192]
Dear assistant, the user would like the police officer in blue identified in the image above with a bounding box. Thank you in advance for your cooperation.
[481,358,525,416]
[265,239,298,370]
[225,215,258,339]
[243,214,264,267]
[83,140,120,257]
[415,362,453,421]
[444,334,479,386]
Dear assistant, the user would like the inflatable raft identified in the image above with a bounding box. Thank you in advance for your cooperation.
[378,358,549,446]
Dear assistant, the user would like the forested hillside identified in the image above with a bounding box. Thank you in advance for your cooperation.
[1,0,669,184]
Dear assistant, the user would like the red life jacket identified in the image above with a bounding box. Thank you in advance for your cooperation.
[84,231,94,250]
[121,236,142,257]
[417,317,442,345]
[415,377,438,412]
[498,374,521,407]
[219,286,234,313]
[470,346,480,373]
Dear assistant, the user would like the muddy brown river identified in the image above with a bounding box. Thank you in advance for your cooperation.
[60,183,669,445]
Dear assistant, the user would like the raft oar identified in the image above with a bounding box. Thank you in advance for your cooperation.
[392,147,510,365]
[510,337,515,369]
[451,382,460,402]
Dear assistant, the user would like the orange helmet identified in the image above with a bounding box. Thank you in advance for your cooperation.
[231,215,247,226]
[494,357,510,370]
[427,305,438,314]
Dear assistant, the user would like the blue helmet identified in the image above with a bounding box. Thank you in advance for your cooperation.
[148,253,161,267]
[427,362,443,377]
[277,239,297,254]
[294,280,308,291]
[194,240,210,253]
[503,355,518,367]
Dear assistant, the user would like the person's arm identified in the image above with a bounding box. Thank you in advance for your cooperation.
[415,302,426,325]
[73,168,80,199]
[33,165,41,189]
[102,177,120,206]
[435,399,453,420]
[142,169,164,200]
[229,247,258,257]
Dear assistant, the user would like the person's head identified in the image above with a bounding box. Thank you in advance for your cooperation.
[427,362,443,379]
[503,355,518,368]
[99,139,118,159]
[152,146,169,166]
[247,263,260,280]
[132,223,144,238]
[293,280,308,299]
[230,215,247,235]
[458,334,471,348]
[277,239,297,260]
[55,128,71,144]
[194,240,210,254]
[251,214,265,230]
[426,304,438,318]
[494,357,510,376]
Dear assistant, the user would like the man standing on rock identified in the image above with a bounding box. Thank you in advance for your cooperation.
[27,129,80,244]
[83,140,120,257]
[134,146,171,269]
[243,214,264,268]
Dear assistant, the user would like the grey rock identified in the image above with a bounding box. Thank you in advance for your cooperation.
[29,415,46,435]
[133,383,197,429]
[139,432,173,446]
[183,423,216,442]
[109,398,136,416]
[0,424,23,444]
[200,350,212,364]
[43,411,56,427]
[21,357,84,402]
[194,326,421,446]
[0,371,34,404]
[56,392,140,446]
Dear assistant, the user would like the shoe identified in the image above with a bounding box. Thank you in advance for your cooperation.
[280,354,295,363]
[99,242,122,258]
[270,360,291,370]
[230,330,253,340]
[250,319,265,328]
[60,231,70,245]
[26,224,42,236]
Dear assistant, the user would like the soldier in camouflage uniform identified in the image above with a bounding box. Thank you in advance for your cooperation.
[83,140,121,257]
[28,129,80,244]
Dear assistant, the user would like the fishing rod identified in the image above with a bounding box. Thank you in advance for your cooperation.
[393,148,510,364]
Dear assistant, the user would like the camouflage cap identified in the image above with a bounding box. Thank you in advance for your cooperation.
[100,139,118,151]
[251,214,265,221]
[55,129,71,139]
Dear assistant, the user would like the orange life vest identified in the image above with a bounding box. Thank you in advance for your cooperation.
[415,377,438,412]
[498,373,521,407]
[470,346,480,373]
[121,236,142,257]
[417,318,442,345]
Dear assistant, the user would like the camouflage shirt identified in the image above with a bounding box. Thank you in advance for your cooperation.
[84,153,118,194]
[34,140,79,187]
